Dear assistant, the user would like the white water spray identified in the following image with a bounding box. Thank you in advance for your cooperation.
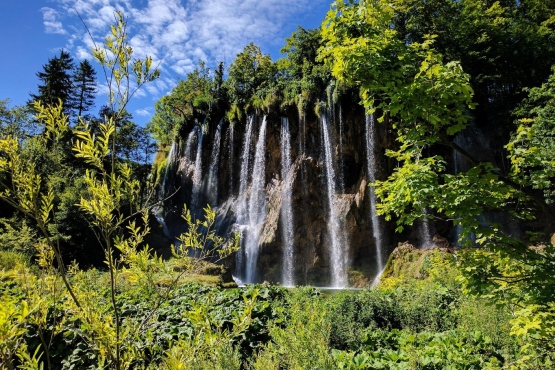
[228,124,235,193]
[280,117,295,286]
[191,122,205,211]
[235,116,255,278]
[244,116,268,283]
[321,114,349,288]
[365,114,384,272]
[207,120,222,205]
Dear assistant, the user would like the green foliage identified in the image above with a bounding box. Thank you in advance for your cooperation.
[277,27,331,114]
[147,61,224,146]
[0,251,29,271]
[333,329,505,370]
[0,218,41,257]
[1,266,287,369]
[0,99,37,139]
[226,43,277,116]
[320,0,474,149]
[509,66,555,204]
[175,204,239,262]
[90,11,159,115]
[391,0,555,130]
[252,288,335,370]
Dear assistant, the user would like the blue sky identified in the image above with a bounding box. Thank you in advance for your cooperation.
[0,0,331,126]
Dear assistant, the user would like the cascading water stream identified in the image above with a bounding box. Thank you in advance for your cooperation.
[321,114,348,288]
[244,116,268,283]
[184,129,196,161]
[206,120,222,206]
[228,124,235,193]
[155,141,178,238]
[237,116,255,221]
[420,208,433,248]
[338,105,345,192]
[160,141,178,198]
[235,116,255,278]
[365,114,384,272]
[191,122,205,211]
[280,117,295,286]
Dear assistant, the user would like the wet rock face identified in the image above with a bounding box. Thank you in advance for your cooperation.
[161,105,401,286]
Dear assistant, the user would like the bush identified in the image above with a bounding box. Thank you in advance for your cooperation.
[252,288,335,370]
[0,251,28,270]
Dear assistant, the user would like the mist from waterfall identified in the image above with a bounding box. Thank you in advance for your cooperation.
[244,116,268,283]
[365,114,384,271]
[321,114,349,288]
[280,117,295,286]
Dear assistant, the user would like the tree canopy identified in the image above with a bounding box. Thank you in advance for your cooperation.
[320,0,555,362]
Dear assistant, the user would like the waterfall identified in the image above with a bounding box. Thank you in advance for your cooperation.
[235,116,255,278]
[453,132,470,245]
[280,117,295,286]
[154,141,178,239]
[184,129,196,160]
[237,116,255,220]
[321,114,349,288]
[191,122,205,211]
[338,105,345,192]
[420,208,433,248]
[244,116,268,283]
[299,115,306,156]
[365,114,384,272]
[160,141,178,198]
[228,124,235,194]
[206,120,222,206]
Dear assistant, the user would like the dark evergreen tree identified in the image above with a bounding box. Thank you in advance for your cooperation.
[30,50,75,113]
[73,59,97,117]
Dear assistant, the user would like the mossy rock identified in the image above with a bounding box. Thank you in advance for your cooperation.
[382,242,451,280]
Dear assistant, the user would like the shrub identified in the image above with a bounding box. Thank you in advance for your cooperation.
[0,251,28,271]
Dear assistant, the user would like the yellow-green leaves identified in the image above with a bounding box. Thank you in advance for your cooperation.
[92,11,160,113]
[33,100,69,143]
[73,118,115,170]
[175,204,240,263]
[320,0,474,151]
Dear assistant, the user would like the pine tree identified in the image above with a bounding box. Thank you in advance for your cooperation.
[73,59,97,117]
[30,50,75,113]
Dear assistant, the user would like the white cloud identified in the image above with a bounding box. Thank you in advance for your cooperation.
[50,0,329,103]
[41,7,67,35]
[75,46,93,60]
[136,108,152,117]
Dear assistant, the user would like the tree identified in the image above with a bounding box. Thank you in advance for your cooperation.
[320,0,555,239]
[30,50,75,114]
[73,59,97,117]
[389,0,555,143]
[277,27,331,113]
[148,60,227,146]
[320,0,555,363]
[0,99,37,139]
[226,43,276,114]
